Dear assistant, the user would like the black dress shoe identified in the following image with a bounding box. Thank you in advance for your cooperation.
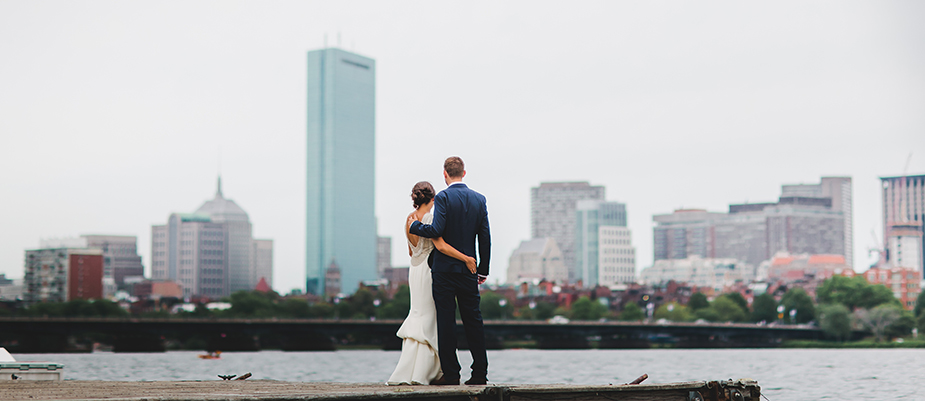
[430,376,460,385]
[465,377,487,385]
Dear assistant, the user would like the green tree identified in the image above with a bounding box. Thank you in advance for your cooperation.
[721,293,749,315]
[886,309,915,339]
[817,276,899,310]
[308,302,335,318]
[817,303,852,341]
[479,292,512,320]
[571,297,608,321]
[347,287,378,318]
[278,298,311,318]
[914,290,925,319]
[228,291,279,317]
[688,293,709,311]
[780,288,815,324]
[653,302,692,322]
[750,293,778,323]
[525,301,557,321]
[619,302,645,321]
[856,304,901,342]
[377,285,410,319]
[708,296,747,322]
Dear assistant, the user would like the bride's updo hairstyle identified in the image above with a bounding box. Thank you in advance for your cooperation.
[411,181,435,209]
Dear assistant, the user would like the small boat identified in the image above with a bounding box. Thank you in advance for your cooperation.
[0,347,65,381]
[198,351,221,359]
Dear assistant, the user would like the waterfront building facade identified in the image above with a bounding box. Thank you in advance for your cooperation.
[306,47,377,296]
[506,238,568,284]
[531,182,605,282]
[882,174,925,274]
[24,248,104,304]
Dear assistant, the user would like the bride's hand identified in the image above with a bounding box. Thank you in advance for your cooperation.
[466,257,477,274]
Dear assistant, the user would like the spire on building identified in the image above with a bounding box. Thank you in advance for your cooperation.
[216,176,223,198]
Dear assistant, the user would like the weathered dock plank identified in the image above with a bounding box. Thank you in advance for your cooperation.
[0,380,760,401]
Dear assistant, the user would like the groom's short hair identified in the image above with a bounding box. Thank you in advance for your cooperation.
[444,156,465,178]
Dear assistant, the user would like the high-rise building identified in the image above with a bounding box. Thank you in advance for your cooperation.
[531,182,605,282]
[151,179,273,298]
[782,177,853,267]
[881,174,925,274]
[377,236,392,279]
[506,238,568,284]
[654,179,847,267]
[306,48,377,297]
[24,248,104,304]
[575,200,635,287]
[39,235,144,294]
[81,235,144,289]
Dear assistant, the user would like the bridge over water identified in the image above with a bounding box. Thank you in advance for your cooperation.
[0,317,828,352]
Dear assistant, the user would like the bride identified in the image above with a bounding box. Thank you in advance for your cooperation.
[388,181,476,385]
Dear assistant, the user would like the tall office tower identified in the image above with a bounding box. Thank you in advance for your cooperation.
[531,182,605,282]
[24,248,103,305]
[81,235,144,289]
[782,177,853,267]
[152,213,227,299]
[506,238,568,284]
[306,48,377,297]
[152,179,273,298]
[195,179,255,294]
[882,174,925,274]
[575,200,635,287]
[376,236,392,279]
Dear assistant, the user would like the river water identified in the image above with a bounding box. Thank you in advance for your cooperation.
[14,349,924,400]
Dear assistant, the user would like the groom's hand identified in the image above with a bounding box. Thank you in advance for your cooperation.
[477,274,487,285]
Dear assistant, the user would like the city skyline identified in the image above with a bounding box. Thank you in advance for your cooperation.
[1,2,923,292]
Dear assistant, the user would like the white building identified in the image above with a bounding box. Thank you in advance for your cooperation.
[640,256,748,292]
[887,222,922,271]
[597,226,636,287]
[506,238,568,284]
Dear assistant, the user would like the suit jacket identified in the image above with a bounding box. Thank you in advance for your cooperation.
[409,183,491,276]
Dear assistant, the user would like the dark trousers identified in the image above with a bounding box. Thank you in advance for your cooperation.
[432,271,488,381]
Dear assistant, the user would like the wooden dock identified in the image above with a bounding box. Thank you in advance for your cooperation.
[0,379,760,401]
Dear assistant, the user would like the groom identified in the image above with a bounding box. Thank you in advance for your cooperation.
[409,156,491,385]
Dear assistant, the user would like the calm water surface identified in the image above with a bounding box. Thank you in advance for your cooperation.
[16,349,925,400]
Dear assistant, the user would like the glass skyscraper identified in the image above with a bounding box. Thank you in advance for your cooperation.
[306,48,377,297]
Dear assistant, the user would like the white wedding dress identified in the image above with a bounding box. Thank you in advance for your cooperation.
[387,213,442,385]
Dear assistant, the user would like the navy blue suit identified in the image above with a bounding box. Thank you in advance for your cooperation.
[409,182,490,382]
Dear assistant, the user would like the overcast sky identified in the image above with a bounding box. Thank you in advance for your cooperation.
[1,1,923,293]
